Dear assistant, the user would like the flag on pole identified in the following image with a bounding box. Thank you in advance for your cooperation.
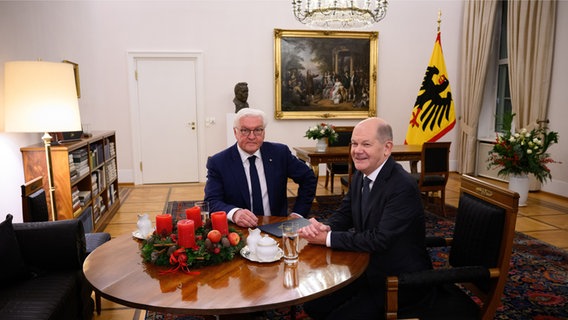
[405,27,456,145]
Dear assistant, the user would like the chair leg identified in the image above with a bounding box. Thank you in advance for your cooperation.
[289,305,297,320]
[95,291,102,315]
[440,189,447,217]
[330,172,335,191]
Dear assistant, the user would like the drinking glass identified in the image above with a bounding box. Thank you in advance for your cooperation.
[281,221,299,262]
[195,201,209,225]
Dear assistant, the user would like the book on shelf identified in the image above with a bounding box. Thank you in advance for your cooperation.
[78,190,91,206]
[106,161,118,183]
[90,143,104,168]
[72,186,81,212]
[104,139,111,159]
[73,148,90,178]
[72,149,88,163]
[69,154,78,180]
[77,166,90,178]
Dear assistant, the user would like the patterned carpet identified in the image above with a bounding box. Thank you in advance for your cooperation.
[145,198,568,320]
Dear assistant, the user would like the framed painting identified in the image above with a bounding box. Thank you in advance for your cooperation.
[274,29,378,120]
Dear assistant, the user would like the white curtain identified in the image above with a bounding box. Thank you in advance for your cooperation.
[508,0,557,130]
[457,0,499,174]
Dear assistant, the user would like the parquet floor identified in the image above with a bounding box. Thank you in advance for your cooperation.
[93,172,568,319]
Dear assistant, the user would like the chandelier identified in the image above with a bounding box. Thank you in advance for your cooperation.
[292,0,389,29]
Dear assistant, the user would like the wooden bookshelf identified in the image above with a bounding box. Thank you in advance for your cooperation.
[20,131,120,232]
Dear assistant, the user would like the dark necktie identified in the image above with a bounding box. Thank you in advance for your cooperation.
[361,177,371,211]
[248,156,264,215]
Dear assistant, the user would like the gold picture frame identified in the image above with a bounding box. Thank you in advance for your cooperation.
[274,29,378,120]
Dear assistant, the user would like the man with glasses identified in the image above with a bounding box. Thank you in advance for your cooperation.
[205,108,317,227]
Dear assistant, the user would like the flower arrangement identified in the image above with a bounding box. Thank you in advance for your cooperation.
[304,123,339,144]
[487,114,559,183]
[140,223,245,275]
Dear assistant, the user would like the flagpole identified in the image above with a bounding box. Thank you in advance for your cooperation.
[437,10,442,32]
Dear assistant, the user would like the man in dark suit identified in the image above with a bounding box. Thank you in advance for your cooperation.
[299,117,433,319]
[205,108,317,227]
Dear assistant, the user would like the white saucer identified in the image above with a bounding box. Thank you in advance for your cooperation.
[240,245,283,263]
[132,228,154,240]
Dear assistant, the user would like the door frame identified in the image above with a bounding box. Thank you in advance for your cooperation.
[127,51,206,184]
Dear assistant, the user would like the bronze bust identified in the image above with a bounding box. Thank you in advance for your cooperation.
[233,82,249,113]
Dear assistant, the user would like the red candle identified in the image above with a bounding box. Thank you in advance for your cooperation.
[177,219,196,248]
[155,214,173,235]
[211,211,229,235]
[185,206,202,228]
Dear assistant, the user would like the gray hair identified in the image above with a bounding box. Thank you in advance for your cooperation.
[377,121,393,143]
[233,108,267,128]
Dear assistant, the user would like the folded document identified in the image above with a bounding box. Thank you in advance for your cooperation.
[258,218,311,237]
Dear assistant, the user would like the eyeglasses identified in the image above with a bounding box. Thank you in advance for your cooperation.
[239,127,264,136]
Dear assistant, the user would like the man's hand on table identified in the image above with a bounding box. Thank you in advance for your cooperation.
[233,209,259,227]
[298,218,330,245]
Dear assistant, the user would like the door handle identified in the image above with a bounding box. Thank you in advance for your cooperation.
[189,122,196,130]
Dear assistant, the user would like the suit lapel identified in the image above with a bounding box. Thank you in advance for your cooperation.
[358,157,395,228]
[351,172,366,230]
[259,144,275,210]
[229,146,252,208]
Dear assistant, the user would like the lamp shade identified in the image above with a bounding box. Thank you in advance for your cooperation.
[4,61,81,133]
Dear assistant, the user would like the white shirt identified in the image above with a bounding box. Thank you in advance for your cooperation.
[325,161,385,247]
[227,147,271,222]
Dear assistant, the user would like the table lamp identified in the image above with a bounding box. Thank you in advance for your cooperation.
[4,61,82,221]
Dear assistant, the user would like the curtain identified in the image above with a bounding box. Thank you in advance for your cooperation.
[508,0,557,130]
[457,0,499,174]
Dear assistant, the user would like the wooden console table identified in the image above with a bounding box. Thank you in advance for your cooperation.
[293,144,422,177]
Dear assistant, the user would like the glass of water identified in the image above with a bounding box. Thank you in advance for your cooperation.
[194,201,209,225]
[281,221,299,262]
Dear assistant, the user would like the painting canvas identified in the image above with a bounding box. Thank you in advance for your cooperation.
[274,29,378,119]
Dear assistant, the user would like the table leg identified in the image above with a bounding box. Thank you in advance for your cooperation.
[310,163,319,177]
[410,160,418,173]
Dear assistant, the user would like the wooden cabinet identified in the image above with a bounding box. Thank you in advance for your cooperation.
[21,131,120,232]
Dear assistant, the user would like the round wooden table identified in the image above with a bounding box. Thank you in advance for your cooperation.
[83,216,369,315]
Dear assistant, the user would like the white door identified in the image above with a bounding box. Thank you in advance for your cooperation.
[135,57,199,183]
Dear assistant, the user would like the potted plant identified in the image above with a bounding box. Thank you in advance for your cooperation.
[305,123,339,152]
[487,113,559,205]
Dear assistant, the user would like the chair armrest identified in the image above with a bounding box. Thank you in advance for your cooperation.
[386,266,499,320]
[13,219,86,271]
[397,266,492,288]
